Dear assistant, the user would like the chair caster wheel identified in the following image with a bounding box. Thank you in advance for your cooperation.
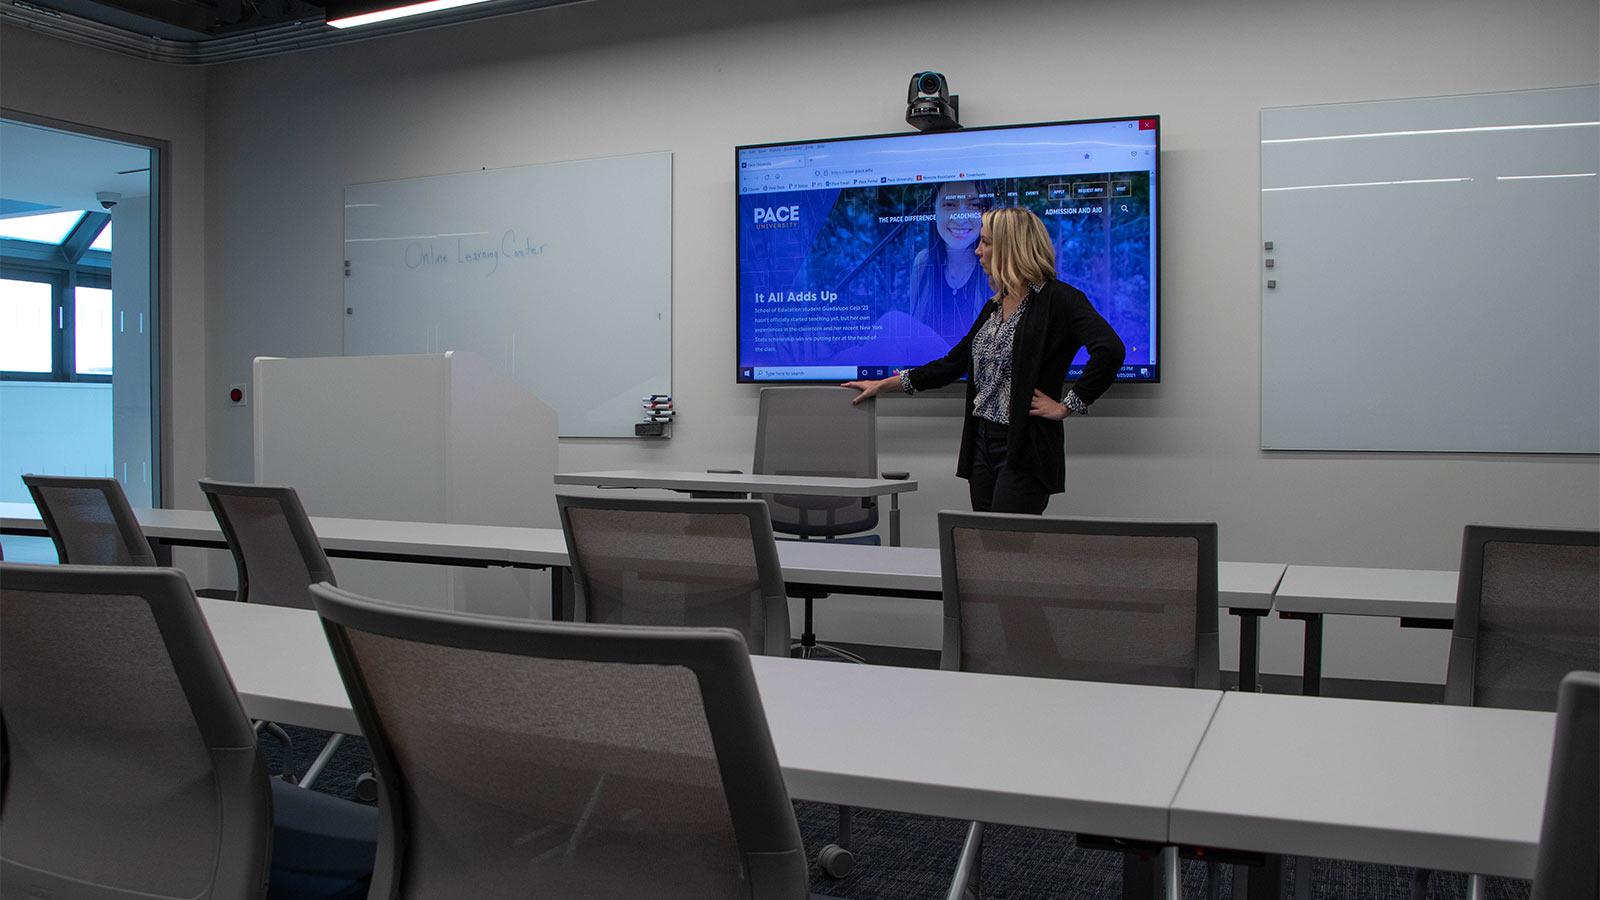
[819,843,854,878]
[355,772,379,803]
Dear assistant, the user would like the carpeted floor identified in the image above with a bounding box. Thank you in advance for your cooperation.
[267,724,1531,899]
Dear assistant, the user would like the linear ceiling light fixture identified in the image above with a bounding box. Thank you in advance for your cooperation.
[3,0,588,61]
[325,0,498,28]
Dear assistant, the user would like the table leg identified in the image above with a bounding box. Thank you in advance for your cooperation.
[1279,611,1324,696]
[1293,857,1312,900]
[1231,609,1264,692]
[1301,614,1323,697]
[889,494,901,547]
[549,566,572,620]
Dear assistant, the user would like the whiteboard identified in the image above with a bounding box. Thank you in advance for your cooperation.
[343,152,671,437]
[1260,86,1598,453]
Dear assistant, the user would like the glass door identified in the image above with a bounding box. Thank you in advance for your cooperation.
[0,118,159,559]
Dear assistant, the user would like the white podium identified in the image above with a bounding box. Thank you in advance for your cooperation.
[252,352,558,616]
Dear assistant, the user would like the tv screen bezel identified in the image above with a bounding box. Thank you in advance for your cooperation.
[734,114,1162,386]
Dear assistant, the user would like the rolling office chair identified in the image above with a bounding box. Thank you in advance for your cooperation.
[1531,670,1598,900]
[1412,524,1599,900]
[23,473,157,565]
[198,479,334,612]
[752,385,906,662]
[0,562,377,900]
[752,386,905,875]
[556,493,856,875]
[23,474,298,760]
[310,582,825,899]
[937,511,1223,900]
[197,478,375,797]
[556,494,790,657]
[1443,525,1599,710]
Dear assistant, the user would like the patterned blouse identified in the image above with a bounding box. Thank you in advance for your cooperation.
[969,295,1029,424]
[898,281,1088,423]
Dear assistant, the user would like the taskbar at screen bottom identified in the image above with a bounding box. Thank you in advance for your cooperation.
[737,364,1159,383]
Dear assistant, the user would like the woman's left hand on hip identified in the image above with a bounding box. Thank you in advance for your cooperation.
[1028,389,1071,421]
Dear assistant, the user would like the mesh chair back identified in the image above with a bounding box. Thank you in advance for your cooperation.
[22,474,154,566]
[0,563,271,900]
[1531,671,1599,900]
[754,387,878,538]
[311,584,808,900]
[1446,525,1600,711]
[939,512,1220,688]
[199,479,336,610]
[557,495,789,656]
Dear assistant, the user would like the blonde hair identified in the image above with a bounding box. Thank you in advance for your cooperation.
[981,207,1057,297]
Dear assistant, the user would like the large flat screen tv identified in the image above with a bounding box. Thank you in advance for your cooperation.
[736,116,1160,384]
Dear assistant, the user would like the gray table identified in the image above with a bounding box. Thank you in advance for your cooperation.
[1170,691,1553,884]
[197,596,1224,844]
[1273,565,1458,696]
[554,469,918,546]
[198,596,1558,895]
[3,502,1284,687]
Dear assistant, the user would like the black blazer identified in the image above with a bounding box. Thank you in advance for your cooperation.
[905,278,1125,494]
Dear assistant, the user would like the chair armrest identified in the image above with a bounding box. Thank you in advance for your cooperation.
[882,471,910,480]
[255,721,297,783]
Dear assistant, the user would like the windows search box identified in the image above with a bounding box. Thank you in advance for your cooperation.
[754,366,858,380]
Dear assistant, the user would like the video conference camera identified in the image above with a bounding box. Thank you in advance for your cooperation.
[906,71,961,132]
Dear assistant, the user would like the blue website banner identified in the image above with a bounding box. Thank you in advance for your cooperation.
[737,119,1159,382]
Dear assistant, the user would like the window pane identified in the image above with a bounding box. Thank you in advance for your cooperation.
[0,279,54,372]
[88,221,112,252]
[0,210,86,244]
[75,286,113,375]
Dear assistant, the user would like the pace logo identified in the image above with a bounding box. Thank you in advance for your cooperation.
[753,205,800,228]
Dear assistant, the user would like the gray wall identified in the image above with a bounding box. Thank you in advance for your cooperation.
[201,0,1599,559]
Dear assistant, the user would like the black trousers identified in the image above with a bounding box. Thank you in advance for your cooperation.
[967,419,1051,515]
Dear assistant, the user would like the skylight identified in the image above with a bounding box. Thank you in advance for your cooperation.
[0,210,87,244]
[88,220,113,252]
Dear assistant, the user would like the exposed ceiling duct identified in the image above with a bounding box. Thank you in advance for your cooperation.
[0,0,586,64]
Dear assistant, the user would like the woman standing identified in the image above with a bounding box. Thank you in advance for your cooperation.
[844,207,1124,514]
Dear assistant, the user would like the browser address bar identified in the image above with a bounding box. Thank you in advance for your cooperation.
[741,157,806,170]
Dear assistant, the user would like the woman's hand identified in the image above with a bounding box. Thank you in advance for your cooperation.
[1027,388,1071,420]
[841,377,896,406]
